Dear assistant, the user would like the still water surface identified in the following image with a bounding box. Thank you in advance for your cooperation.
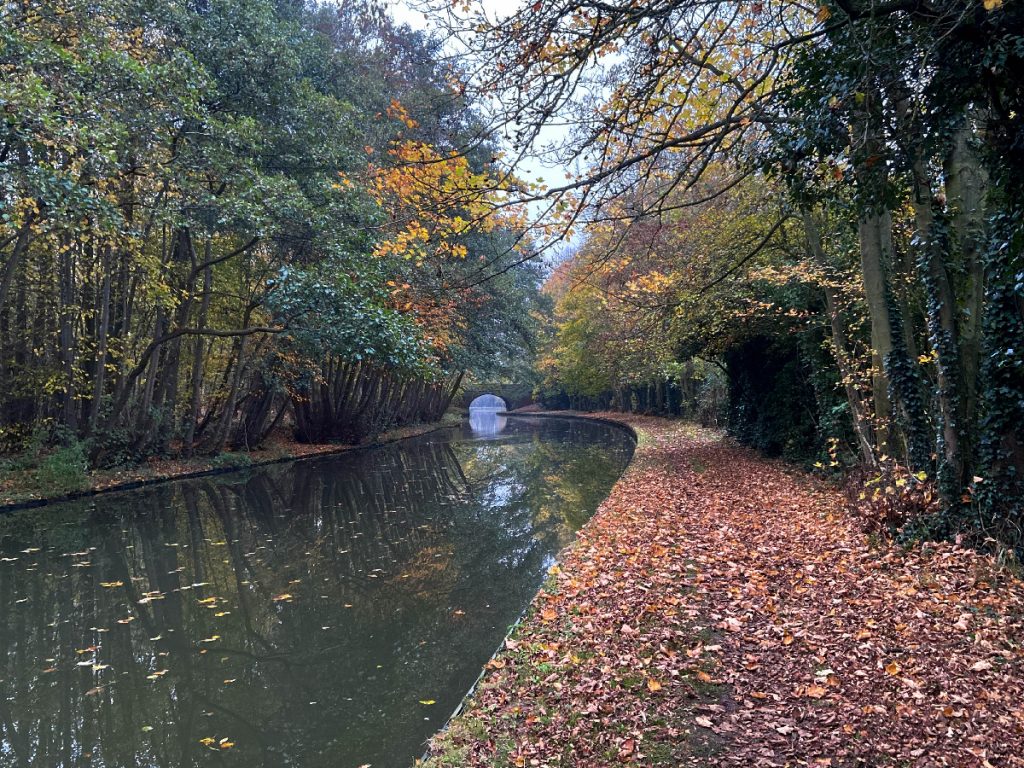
[0,416,632,768]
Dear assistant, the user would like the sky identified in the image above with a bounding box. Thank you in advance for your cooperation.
[388,0,516,34]
[386,1,580,259]
[387,3,574,182]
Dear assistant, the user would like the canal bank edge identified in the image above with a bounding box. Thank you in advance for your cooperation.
[0,415,463,514]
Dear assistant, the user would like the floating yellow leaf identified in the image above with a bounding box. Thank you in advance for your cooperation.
[419,699,436,705]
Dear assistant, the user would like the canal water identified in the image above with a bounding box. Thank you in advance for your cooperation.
[0,416,633,768]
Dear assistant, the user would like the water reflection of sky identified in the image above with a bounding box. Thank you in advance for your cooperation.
[469,408,507,436]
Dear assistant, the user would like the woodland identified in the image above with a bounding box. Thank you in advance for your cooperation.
[2,0,1023,540]
[3,1,1024,766]
[0,0,540,486]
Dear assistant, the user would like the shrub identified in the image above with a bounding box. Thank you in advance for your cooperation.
[845,461,941,536]
[33,441,89,497]
[208,452,254,470]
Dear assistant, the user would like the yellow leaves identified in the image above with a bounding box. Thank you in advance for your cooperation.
[805,683,828,698]
[386,97,419,130]
[272,593,293,602]
[983,0,1003,9]
[540,607,558,622]
[365,139,526,266]
[418,699,436,705]
[199,737,235,750]
[885,661,901,676]
[646,678,663,692]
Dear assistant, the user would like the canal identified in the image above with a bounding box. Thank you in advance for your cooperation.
[0,416,633,767]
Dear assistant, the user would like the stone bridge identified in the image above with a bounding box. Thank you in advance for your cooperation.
[460,383,534,411]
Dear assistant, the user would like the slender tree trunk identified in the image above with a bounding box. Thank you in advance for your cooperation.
[58,239,78,433]
[183,244,213,457]
[803,210,877,465]
[945,118,989,459]
[857,210,895,453]
[911,145,963,493]
[86,247,112,434]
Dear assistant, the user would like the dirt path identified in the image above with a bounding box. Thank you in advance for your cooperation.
[425,415,1024,767]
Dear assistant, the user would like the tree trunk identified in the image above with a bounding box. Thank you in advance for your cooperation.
[183,241,213,457]
[803,210,877,466]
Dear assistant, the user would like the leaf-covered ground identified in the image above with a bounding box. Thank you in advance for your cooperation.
[424,416,1024,767]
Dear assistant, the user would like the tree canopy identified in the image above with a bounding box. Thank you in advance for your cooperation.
[0,0,542,458]
[429,0,1023,545]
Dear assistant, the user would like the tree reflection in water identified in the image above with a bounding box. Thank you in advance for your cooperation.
[0,417,632,768]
